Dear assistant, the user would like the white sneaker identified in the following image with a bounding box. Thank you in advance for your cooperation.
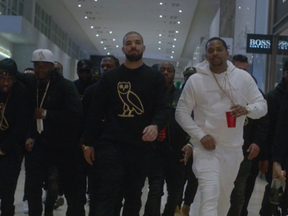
[23,200,29,214]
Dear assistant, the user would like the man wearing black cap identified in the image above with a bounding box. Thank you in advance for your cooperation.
[0,58,29,216]
[23,49,86,216]
[74,59,95,99]
[181,67,196,90]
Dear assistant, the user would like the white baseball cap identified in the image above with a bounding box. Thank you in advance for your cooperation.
[31,49,54,63]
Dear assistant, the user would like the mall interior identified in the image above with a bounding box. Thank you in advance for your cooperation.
[1,0,288,216]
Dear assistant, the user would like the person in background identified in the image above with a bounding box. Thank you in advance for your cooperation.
[0,58,29,216]
[259,60,288,216]
[175,37,267,216]
[74,59,95,99]
[181,67,197,90]
[146,61,192,216]
[54,61,63,76]
[227,54,269,216]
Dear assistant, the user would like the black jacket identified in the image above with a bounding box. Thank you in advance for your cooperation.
[264,79,287,162]
[0,81,29,154]
[19,70,83,149]
[243,90,269,159]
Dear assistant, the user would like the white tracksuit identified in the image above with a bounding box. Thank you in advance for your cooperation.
[175,60,267,216]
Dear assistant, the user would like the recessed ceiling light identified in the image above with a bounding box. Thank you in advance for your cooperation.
[91,26,94,29]
[107,52,110,55]
[104,47,107,50]
[159,2,163,5]
[177,21,181,24]
[159,34,162,36]
[85,16,88,19]
[95,0,97,1]
[172,45,175,48]
[239,6,241,9]
[171,56,174,59]
[116,45,119,48]
[109,31,112,34]
[172,51,174,53]
[101,41,104,44]
[159,41,161,44]
[158,47,161,50]
[113,39,116,41]
[96,34,99,37]
[174,38,177,41]
[179,10,182,13]
[159,15,163,18]
[247,7,249,10]
[175,30,179,33]
[78,4,81,7]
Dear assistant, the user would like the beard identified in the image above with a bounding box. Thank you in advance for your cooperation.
[125,52,143,62]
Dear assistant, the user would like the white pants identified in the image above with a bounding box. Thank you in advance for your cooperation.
[192,145,243,216]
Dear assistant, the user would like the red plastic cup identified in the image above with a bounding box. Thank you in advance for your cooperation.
[226,111,236,128]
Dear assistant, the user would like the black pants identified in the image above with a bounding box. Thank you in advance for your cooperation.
[25,144,86,216]
[162,152,185,216]
[0,147,22,216]
[89,143,160,216]
[178,157,198,207]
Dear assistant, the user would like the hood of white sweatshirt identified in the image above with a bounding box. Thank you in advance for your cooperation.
[195,60,237,77]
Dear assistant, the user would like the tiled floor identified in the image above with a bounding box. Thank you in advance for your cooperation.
[13,163,267,216]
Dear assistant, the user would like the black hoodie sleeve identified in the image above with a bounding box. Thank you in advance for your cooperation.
[0,82,29,153]
[272,88,288,164]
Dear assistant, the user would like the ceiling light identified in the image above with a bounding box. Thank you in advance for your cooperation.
[174,38,177,41]
[85,16,88,19]
[159,2,163,5]
[104,47,107,50]
[172,45,175,48]
[116,45,119,48]
[158,47,161,50]
[101,41,104,44]
[91,26,94,29]
[95,0,97,1]
[113,39,116,41]
[159,41,161,44]
[177,21,181,24]
[239,6,241,9]
[109,31,112,34]
[96,34,99,37]
[78,4,81,7]
[159,34,162,36]
[172,51,174,53]
[170,56,174,59]
[159,15,163,18]
[247,7,249,10]
[175,30,179,33]
[107,52,110,55]
[179,10,182,13]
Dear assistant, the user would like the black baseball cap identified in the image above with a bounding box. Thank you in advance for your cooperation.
[0,58,18,77]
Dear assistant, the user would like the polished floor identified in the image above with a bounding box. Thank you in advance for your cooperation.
[13,163,266,216]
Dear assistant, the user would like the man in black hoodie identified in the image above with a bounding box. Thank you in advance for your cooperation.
[24,49,86,216]
[259,60,288,216]
[0,58,28,216]
[83,31,171,216]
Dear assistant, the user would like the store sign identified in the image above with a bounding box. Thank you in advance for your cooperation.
[246,34,273,54]
[277,36,288,55]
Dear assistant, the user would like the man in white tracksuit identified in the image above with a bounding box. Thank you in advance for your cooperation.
[175,37,267,216]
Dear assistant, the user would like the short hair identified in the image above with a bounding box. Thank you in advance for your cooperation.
[123,31,144,45]
[159,62,175,73]
[205,37,228,51]
[101,55,120,67]
[232,54,248,63]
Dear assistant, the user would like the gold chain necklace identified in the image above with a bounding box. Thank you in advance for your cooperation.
[0,92,11,130]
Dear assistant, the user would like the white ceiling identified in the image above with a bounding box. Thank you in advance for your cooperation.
[36,0,220,70]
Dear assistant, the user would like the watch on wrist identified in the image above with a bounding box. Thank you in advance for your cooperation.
[246,106,251,115]
[41,109,47,119]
